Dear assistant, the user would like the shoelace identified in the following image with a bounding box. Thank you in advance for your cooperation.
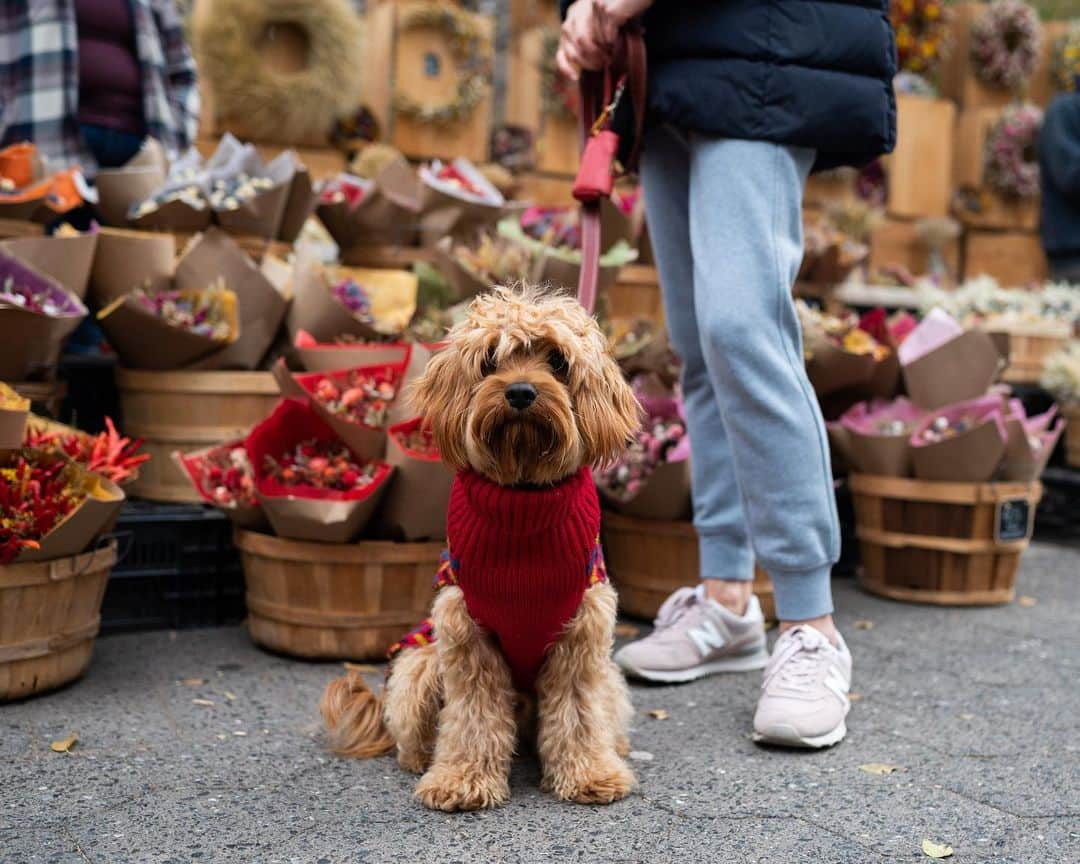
[653,585,704,630]
[761,626,828,691]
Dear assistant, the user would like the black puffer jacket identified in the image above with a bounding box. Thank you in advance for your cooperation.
[560,0,897,169]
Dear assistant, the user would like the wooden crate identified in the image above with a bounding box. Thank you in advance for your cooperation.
[605,264,664,322]
[117,369,279,503]
[1029,20,1072,107]
[1064,404,1080,469]
[517,170,576,206]
[1,542,117,701]
[869,217,961,280]
[363,2,495,163]
[939,2,1018,111]
[850,474,1041,606]
[885,95,955,219]
[963,230,1047,286]
[508,0,560,35]
[236,529,441,659]
[506,27,579,176]
[994,323,1072,385]
[601,513,776,621]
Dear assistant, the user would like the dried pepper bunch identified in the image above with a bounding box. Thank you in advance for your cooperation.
[134,278,235,340]
[970,0,1042,90]
[311,368,397,427]
[984,103,1043,199]
[0,449,85,564]
[24,416,149,486]
[263,439,378,492]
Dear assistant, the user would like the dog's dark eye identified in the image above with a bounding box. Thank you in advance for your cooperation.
[481,347,497,376]
[548,350,569,377]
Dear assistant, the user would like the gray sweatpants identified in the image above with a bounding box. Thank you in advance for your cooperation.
[640,124,840,621]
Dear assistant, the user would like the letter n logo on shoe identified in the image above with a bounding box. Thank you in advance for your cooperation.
[688,621,726,657]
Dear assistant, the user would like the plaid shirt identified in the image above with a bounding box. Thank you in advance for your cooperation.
[0,0,199,176]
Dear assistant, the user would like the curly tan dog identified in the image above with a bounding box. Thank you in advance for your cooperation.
[321,286,641,811]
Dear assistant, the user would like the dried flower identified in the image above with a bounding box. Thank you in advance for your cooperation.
[262,439,378,492]
[595,414,686,503]
[330,277,373,320]
[970,0,1042,90]
[393,424,438,457]
[984,103,1043,200]
[890,0,948,75]
[308,368,397,428]
[435,163,485,198]
[183,443,256,508]
[452,234,533,284]
[133,279,235,340]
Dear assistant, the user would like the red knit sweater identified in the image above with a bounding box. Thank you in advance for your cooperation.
[445,467,602,690]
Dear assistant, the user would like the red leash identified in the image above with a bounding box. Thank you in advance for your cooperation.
[572,26,646,314]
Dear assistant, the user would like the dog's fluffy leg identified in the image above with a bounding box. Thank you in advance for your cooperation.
[384,641,441,774]
[414,586,516,812]
[320,673,395,759]
[536,581,636,804]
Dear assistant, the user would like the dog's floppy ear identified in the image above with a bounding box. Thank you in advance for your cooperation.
[408,346,471,471]
[575,347,642,467]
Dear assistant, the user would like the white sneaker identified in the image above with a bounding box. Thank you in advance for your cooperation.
[614,585,769,683]
[752,625,852,748]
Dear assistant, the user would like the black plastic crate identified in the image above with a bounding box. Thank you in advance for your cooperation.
[101,501,246,634]
[1035,466,1080,545]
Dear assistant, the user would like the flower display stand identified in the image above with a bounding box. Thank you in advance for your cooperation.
[0,541,118,701]
[235,530,442,660]
[850,474,1042,606]
[117,369,279,503]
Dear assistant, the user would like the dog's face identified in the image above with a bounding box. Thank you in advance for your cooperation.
[411,287,641,486]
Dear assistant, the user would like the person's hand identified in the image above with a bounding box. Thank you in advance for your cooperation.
[592,0,654,45]
[556,0,610,82]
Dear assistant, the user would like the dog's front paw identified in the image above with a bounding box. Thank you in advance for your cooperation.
[397,747,431,775]
[415,765,510,812]
[545,758,636,805]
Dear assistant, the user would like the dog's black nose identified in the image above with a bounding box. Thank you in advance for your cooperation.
[505,382,537,411]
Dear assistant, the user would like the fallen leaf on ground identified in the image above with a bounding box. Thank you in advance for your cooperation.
[854,619,874,630]
[233,730,248,737]
[848,692,863,702]
[960,713,975,721]
[50,733,78,754]
[216,734,227,740]
[192,698,214,707]
[613,623,640,638]
[1017,596,1037,608]
[858,763,899,775]
[223,691,237,702]
[922,839,954,859]
[181,677,205,687]
[647,709,669,720]
[628,750,654,762]
[343,662,378,673]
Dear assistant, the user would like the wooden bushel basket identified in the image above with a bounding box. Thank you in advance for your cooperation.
[850,474,1042,606]
[601,513,775,621]
[0,541,117,701]
[117,369,279,503]
[235,530,443,660]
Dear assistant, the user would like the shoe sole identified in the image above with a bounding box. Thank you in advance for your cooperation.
[751,720,848,749]
[617,648,770,683]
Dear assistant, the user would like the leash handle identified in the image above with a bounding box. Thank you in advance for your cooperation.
[574,25,646,314]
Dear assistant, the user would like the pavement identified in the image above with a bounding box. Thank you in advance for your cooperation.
[2,542,1078,864]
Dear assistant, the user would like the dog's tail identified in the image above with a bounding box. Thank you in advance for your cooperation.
[320,673,396,758]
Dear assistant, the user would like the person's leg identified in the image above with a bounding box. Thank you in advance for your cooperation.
[613,124,768,683]
[640,124,755,597]
[686,136,840,633]
[684,136,850,747]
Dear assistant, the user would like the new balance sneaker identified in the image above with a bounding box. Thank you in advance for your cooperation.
[752,625,852,748]
[614,585,769,683]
